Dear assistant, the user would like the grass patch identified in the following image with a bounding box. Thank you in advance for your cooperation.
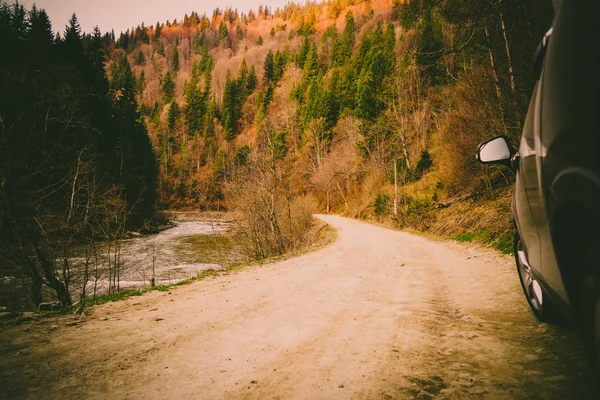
[490,231,514,255]
[452,232,476,242]
[175,234,237,264]
[171,233,240,269]
[451,229,514,255]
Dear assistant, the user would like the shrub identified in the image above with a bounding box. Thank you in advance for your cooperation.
[374,194,390,215]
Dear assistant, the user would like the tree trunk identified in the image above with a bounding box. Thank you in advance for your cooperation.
[484,25,509,136]
[394,160,398,217]
[34,247,72,307]
[499,10,516,95]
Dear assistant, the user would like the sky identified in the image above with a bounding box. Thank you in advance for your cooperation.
[21,0,293,36]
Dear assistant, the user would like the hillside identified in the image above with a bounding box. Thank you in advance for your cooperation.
[117,0,553,252]
[0,0,555,309]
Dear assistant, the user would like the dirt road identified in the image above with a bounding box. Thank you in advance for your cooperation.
[0,215,596,399]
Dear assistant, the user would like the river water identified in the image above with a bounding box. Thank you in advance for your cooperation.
[0,217,242,311]
[101,219,234,290]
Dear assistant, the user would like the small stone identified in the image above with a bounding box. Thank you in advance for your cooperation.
[250,380,257,384]
[38,302,60,312]
[338,384,345,389]
[0,311,20,321]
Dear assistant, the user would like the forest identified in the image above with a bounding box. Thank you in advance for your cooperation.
[0,0,555,309]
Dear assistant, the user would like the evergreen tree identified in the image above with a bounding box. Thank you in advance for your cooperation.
[355,70,381,121]
[156,40,165,56]
[154,21,162,39]
[28,6,53,48]
[221,73,238,141]
[296,36,310,68]
[171,44,179,74]
[135,49,145,65]
[136,70,146,94]
[302,43,320,81]
[108,51,158,226]
[398,0,420,29]
[416,8,444,84]
[332,12,356,66]
[161,71,175,102]
[150,100,161,127]
[247,65,258,92]
[185,81,207,136]
[204,100,216,153]
[10,1,28,41]
[218,21,229,47]
[168,100,180,132]
[238,58,249,94]
[273,50,287,82]
[63,13,84,63]
[109,52,137,115]
[263,50,274,83]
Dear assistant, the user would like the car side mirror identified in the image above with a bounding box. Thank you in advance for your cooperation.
[476,135,515,170]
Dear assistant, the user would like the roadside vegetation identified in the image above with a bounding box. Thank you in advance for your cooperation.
[0,0,554,311]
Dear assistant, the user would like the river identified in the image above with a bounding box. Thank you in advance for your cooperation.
[0,214,243,311]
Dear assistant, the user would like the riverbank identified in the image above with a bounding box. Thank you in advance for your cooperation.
[0,216,336,321]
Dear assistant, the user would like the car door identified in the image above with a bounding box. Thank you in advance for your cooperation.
[514,82,543,276]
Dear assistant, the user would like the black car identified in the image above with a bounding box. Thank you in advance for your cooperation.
[476,0,600,378]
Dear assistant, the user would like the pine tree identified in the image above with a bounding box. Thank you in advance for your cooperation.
[109,51,137,115]
[109,50,158,225]
[167,100,180,133]
[332,12,356,66]
[398,0,420,29]
[355,69,381,121]
[135,49,145,65]
[218,21,229,47]
[221,73,238,141]
[238,58,249,95]
[27,6,53,48]
[263,50,274,83]
[416,8,444,84]
[63,13,84,63]
[204,100,216,153]
[10,1,28,41]
[161,71,175,102]
[273,50,287,82]
[171,44,179,75]
[154,21,162,39]
[185,81,207,136]
[150,100,161,127]
[302,44,320,81]
[248,65,258,92]
[136,70,146,94]
[296,36,310,68]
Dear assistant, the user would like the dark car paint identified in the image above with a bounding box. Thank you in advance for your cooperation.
[511,0,600,322]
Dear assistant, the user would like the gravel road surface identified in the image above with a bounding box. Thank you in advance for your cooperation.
[0,215,596,399]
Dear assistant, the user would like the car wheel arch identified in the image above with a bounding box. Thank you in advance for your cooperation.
[551,201,600,324]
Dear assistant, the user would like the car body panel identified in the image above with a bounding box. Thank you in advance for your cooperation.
[511,0,600,310]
